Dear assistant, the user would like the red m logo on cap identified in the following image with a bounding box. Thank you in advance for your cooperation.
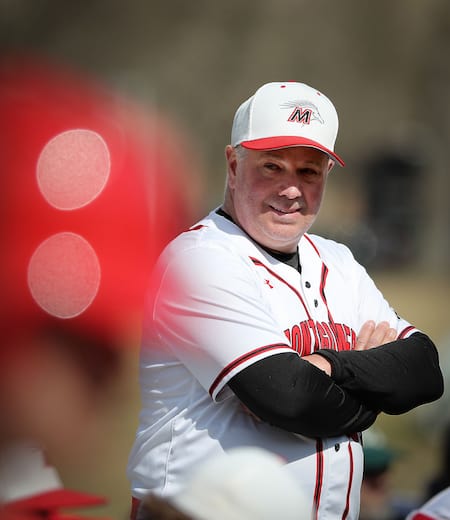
[287,107,312,124]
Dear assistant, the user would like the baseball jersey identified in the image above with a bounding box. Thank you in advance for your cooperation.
[127,209,418,520]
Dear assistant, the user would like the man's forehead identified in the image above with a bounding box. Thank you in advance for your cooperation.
[255,146,330,163]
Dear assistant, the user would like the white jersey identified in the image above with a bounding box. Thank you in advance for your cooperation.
[127,209,418,520]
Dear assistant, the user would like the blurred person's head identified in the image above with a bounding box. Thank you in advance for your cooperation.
[0,52,203,460]
[168,447,309,520]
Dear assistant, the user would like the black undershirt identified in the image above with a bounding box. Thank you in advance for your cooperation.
[216,207,301,272]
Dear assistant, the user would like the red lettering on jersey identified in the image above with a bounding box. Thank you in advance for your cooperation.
[308,319,319,350]
[321,322,338,351]
[300,320,313,356]
[286,320,356,354]
[284,328,291,343]
[335,323,352,351]
[291,324,302,354]
[316,322,331,349]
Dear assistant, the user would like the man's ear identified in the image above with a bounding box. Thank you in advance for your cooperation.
[225,145,238,186]
[327,159,335,173]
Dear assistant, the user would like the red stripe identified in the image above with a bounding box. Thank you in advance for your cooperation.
[398,325,416,339]
[341,441,354,520]
[209,343,290,397]
[249,256,311,319]
[313,439,324,519]
[130,497,141,520]
[304,234,321,257]
[187,224,206,231]
[319,263,341,351]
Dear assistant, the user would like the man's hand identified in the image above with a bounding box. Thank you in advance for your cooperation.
[302,321,397,375]
[355,321,397,351]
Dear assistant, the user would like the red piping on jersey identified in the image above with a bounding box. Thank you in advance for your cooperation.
[187,224,206,231]
[398,325,416,339]
[249,257,312,319]
[209,343,289,397]
[305,233,322,256]
[319,263,341,351]
[341,441,354,520]
[313,439,324,519]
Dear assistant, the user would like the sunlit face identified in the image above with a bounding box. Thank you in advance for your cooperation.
[224,146,334,253]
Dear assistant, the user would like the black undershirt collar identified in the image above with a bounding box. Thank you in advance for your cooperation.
[216,207,301,273]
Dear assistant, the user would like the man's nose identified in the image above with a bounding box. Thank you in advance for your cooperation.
[278,182,302,199]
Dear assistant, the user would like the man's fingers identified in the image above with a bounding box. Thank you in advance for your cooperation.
[355,320,375,350]
[384,327,398,344]
[356,321,398,351]
[366,321,391,348]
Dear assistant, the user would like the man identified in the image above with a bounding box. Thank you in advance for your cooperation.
[127,81,444,519]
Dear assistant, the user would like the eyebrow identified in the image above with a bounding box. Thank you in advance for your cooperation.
[261,151,324,167]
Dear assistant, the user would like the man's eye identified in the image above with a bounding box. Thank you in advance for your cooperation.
[301,168,319,176]
[264,163,281,171]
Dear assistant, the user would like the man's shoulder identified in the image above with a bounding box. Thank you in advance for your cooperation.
[165,209,260,256]
[303,233,355,262]
[156,210,264,276]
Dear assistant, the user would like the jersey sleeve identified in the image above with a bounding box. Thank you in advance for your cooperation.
[151,242,293,401]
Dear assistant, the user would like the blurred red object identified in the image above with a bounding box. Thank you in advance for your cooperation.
[0,52,202,350]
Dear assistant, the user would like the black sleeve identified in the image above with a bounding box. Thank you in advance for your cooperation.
[314,332,444,414]
[228,352,378,438]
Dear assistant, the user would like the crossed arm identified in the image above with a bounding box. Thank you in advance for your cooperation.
[228,322,444,438]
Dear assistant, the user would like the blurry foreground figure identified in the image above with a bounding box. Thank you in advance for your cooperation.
[138,447,309,520]
[0,442,106,520]
[0,53,202,461]
[406,487,450,520]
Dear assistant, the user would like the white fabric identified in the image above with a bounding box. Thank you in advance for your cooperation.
[127,209,418,520]
[0,442,61,502]
[172,447,309,520]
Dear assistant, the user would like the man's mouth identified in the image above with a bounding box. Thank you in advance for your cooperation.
[269,205,300,215]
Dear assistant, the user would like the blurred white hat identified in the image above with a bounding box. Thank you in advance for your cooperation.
[231,81,344,166]
[0,442,105,518]
[406,486,450,520]
[171,447,309,520]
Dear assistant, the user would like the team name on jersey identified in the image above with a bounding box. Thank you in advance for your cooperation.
[284,319,356,356]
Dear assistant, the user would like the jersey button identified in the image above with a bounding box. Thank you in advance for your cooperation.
[334,443,340,452]
[314,299,318,307]
[305,281,311,288]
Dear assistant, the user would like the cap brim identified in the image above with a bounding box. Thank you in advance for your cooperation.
[240,136,345,167]
[6,489,106,511]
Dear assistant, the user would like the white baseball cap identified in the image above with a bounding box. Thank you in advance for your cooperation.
[231,81,345,166]
[406,487,450,520]
[171,447,309,520]
[0,442,105,518]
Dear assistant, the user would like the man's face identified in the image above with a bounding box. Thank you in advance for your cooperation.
[225,145,333,253]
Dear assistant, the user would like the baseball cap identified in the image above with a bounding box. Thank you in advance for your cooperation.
[0,443,106,519]
[406,487,450,520]
[171,447,309,520]
[231,81,345,166]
